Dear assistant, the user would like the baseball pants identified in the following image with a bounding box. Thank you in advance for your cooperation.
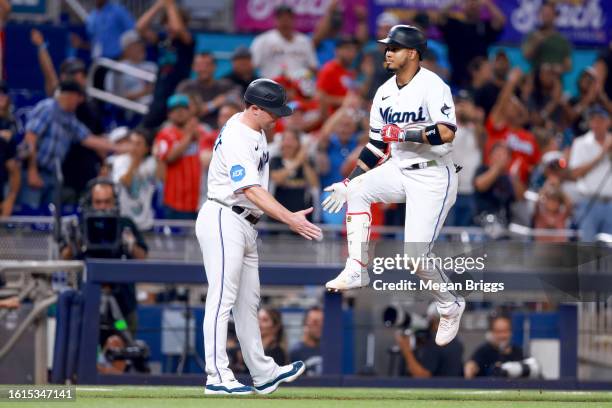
[347,159,460,313]
[196,200,279,385]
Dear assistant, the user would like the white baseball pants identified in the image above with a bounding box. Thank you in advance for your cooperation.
[347,159,460,314]
[196,200,279,385]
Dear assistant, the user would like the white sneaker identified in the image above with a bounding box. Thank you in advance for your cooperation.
[205,380,254,395]
[435,300,465,346]
[325,259,370,292]
[254,361,305,395]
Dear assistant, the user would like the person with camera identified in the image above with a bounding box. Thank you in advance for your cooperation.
[394,304,464,377]
[464,315,532,378]
[61,178,148,341]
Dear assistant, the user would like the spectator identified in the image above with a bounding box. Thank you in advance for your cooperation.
[137,0,194,129]
[474,50,510,117]
[316,36,359,116]
[104,30,157,109]
[223,46,259,94]
[485,68,540,187]
[533,182,572,242]
[594,41,612,99]
[448,90,484,226]
[258,308,288,366]
[473,142,520,227]
[521,1,572,73]
[395,304,464,377]
[527,63,568,129]
[19,81,122,211]
[467,57,492,98]
[0,0,10,81]
[153,94,206,219]
[86,0,135,60]
[433,0,506,88]
[529,149,569,192]
[32,30,109,202]
[360,11,397,100]
[568,106,612,241]
[111,128,157,230]
[464,315,524,378]
[290,307,323,376]
[311,0,368,65]
[0,81,19,217]
[61,179,148,338]
[177,52,239,128]
[250,5,318,80]
[0,296,18,309]
[567,68,612,138]
[315,98,365,224]
[270,129,319,219]
[198,102,241,205]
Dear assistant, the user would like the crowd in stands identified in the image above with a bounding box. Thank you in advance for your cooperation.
[0,0,610,242]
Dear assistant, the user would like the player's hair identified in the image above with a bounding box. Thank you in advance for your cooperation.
[130,127,154,156]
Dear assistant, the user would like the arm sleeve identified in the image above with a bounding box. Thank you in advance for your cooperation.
[427,80,457,132]
[222,138,260,193]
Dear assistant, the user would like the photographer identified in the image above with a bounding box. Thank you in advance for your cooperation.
[394,305,464,377]
[61,178,148,339]
[464,315,527,378]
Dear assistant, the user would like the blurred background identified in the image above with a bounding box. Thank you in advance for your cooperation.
[0,0,611,389]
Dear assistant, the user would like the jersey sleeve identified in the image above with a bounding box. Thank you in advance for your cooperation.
[427,80,457,132]
[369,88,384,141]
[222,136,260,193]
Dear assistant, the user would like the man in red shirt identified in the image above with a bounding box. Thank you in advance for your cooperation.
[316,36,359,115]
[154,94,207,219]
[485,68,540,186]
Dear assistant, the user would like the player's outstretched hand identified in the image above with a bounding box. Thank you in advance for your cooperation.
[322,179,349,213]
[288,208,323,241]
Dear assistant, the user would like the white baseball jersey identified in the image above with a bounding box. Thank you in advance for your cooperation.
[206,113,270,217]
[369,67,456,167]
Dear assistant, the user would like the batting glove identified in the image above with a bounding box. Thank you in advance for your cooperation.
[322,178,350,213]
[381,123,405,143]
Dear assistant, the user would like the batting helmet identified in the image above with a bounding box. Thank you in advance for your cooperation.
[244,78,293,117]
[378,25,427,60]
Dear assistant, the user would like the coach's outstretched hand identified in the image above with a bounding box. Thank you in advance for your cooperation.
[322,178,349,213]
[288,208,323,241]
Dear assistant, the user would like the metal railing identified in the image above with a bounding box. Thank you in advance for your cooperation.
[579,302,612,370]
[86,58,157,115]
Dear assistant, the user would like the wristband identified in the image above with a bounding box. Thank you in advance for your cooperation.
[38,42,48,51]
[424,124,443,145]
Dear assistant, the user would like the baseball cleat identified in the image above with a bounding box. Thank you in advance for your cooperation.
[325,259,370,291]
[435,299,466,346]
[253,361,305,395]
[205,380,254,395]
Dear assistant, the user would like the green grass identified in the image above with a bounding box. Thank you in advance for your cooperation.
[10,386,607,408]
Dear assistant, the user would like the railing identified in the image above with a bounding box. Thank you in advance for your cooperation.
[86,58,157,115]
[579,302,612,371]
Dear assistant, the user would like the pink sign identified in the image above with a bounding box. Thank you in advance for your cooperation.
[234,0,366,33]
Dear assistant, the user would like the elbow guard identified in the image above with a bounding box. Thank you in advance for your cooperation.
[360,139,388,169]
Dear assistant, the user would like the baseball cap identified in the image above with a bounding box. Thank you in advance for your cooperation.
[58,80,85,95]
[120,30,142,51]
[376,12,399,27]
[231,46,251,60]
[167,94,190,110]
[587,104,609,119]
[60,58,86,76]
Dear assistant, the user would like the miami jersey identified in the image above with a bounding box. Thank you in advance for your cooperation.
[206,113,270,217]
[369,67,456,166]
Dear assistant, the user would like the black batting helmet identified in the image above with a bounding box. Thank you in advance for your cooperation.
[378,25,427,60]
[244,78,293,117]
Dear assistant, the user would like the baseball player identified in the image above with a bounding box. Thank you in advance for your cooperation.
[196,79,322,395]
[322,25,465,346]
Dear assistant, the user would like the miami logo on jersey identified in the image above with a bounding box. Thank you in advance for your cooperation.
[380,106,426,124]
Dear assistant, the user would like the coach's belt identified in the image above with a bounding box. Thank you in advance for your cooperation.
[208,197,260,225]
[403,160,439,170]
